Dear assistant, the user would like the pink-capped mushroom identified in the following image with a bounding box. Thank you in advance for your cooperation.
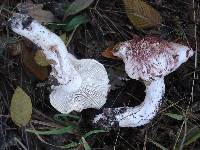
[94,36,193,128]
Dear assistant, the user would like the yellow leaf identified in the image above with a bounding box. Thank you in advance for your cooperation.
[123,0,162,29]
[60,33,69,44]
[34,50,49,67]
[10,87,32,127]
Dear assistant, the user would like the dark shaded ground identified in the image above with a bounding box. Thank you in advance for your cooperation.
[0,0,200,149]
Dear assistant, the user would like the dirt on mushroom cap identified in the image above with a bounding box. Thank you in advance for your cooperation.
[113,36,194,81]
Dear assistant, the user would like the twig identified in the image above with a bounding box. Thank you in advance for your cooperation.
[14,137,28,150]
[179,118,188,150]
[191,0,199,103]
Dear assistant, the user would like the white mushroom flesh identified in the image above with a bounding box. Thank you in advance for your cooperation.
[113,36,194,82]
[9,13,110,113]
[9,13,81,91]
[94,78,165,127]
[50,59,109,113]
[94,36,193,128]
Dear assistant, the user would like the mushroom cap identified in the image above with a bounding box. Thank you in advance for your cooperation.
[50,59,110,114]
[113,36,194,81]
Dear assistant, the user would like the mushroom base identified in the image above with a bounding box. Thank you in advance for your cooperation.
[93,78,165,128]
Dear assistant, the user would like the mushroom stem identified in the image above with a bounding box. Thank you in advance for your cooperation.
[9,13,81,91]
[9,13,110,113]
[94,78,165,128]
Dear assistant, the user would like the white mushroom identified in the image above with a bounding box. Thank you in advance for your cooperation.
[9,13,110,113]
[94,36,193,128]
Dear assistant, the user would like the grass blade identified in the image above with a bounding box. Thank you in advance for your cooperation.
[82,137,91,150]
[165,113,183,121]
[54,114,80,121]
[26,126,74,135]
[61,141,80,149]
[148,138,168,150]
[83,129,107,139]
[184,127,200,146]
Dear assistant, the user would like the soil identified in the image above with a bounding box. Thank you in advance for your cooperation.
[0,0,200,149]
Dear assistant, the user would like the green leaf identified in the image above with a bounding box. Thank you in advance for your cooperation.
[63,15,89,31]
[64,0,94,17]
[54,113,80,121]
[61,141,80,149]
[82,137,91,150]
[148,138,168,150]
[26,126,74,135]
[184,127,200,146]
[47,23,65,30]
[83,130,107,139]
[165,113,183,121]
[10,87,32,127]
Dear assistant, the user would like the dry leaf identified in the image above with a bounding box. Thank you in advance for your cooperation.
[34,50,49,67]
[22,48,49,81]
[123,0,162,29]
[10,87,32,127]
[101,44,121,59]
[17,2,56,24]
[8,40,49,80]
[7,40,22,56]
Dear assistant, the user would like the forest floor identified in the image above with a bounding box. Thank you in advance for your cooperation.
[0,0,200,149]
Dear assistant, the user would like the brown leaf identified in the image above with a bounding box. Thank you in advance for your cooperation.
[8,40,48,80]
[123,0,162,29]
[17,2,56,24]
[101,44,121,59]
[7,40,22,56]
[22,40,49,80]
[22,48,49,81]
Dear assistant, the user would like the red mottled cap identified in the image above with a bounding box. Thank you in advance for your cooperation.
[113,36,193,81]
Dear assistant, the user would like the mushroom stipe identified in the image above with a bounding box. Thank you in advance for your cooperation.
[9,13,110,114]
[9,13,193,128]
[94,36,193,128]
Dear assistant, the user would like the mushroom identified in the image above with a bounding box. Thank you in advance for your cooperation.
[9,13,110,113]
[94,36,193,128]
